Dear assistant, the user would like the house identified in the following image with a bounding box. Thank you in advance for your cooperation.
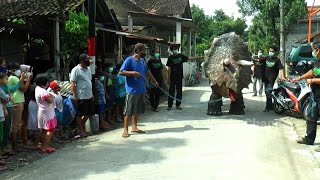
[107,0,197,56]
[286,6,320,56]
[107,0,198,78]
[0,0,123,80]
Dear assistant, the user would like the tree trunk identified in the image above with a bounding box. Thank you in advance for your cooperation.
[63,58,71,81]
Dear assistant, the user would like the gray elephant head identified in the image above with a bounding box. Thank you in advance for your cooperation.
[203,32,252,98]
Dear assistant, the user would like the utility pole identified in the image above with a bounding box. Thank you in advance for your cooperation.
[88,0,96,75]
[280,0,286,75]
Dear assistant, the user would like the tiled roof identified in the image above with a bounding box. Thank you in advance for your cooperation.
[130,0,189,15]
[0,0,84,19]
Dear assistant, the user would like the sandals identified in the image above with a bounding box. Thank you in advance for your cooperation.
[40,147,56,154]
[100,124,111,130]
[131,130,146,134]
[122,133,130,138]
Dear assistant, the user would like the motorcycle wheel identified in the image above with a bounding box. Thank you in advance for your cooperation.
[185,75,191,87]
[273,92,286,114]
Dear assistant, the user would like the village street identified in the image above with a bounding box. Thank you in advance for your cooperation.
[1,81,320,180]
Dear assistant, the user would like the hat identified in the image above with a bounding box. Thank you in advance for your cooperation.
[134,43,145,52]
[79,53,92,62]
[49,81,60,89]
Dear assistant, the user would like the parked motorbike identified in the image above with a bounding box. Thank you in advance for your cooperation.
[272,60,315,120]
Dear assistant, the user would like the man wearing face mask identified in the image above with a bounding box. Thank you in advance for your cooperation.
[252,49,266,96]
[120,43,159,138]
[70,53,94,138]
[263,45,286,112]
[147,51,163,112]
[293,43,320,148]
[166,44,189,110]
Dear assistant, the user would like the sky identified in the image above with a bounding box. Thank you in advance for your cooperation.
[189,0,253,25]
[189,0,314,27]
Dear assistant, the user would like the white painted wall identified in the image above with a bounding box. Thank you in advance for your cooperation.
[160,58,196,78]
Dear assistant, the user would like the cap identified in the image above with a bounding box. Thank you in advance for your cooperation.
[49,81,60,89]
[79,53,92,62]
[169,43,180,50]
[134,43,145,52]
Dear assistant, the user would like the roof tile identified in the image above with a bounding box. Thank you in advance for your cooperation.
[0,0,84,19]
[130,0,189,15]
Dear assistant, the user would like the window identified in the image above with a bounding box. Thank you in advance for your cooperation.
[299,46,313,58]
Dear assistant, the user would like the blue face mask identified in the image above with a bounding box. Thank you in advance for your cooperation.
[100,76,105,82]
[109,67,114,73]
[154,53,160,59]
[269,52,276,57]
[173,50,178,54]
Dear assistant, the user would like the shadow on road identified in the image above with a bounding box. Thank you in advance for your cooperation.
[145,125,210,134]
[1,137,187,179]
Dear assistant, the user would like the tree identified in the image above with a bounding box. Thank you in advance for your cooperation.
[190,5,247,56]
[61,12,89,80]
[237,0,307,52]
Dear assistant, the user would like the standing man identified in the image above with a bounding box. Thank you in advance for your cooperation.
[120,43,158,138]
[252,49,266,96]
[70,53,95,137]
[167,44,199,110]
[148,51,163,112]
[264,45,286,112]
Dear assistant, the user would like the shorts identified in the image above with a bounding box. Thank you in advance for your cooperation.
[116,97,126,107]
[55,109,63,123]
[124,94,145,116]
[11,103,24,133]
[76,99,95,116]
[97,104,106,114]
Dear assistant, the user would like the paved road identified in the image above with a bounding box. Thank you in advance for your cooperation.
[2,81,320,180]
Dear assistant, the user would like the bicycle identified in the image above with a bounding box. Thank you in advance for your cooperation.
[185,63,201,87]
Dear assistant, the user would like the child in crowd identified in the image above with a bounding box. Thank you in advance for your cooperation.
[115,66,126,123]
[95,72,110,130]
[105,66,116,125]
[0,60,17,155]
[8,63,32,154]
[0,73,10,171]
[49,81,65,138]
[27,84,40,150]
[35,76,57,154]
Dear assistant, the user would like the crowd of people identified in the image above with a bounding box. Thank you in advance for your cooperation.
[0,54,130,171]
[0,42,193,171]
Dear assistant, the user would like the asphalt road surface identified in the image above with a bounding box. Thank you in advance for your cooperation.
[1,81,319,180]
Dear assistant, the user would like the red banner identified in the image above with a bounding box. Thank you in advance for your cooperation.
[88,37,96,56]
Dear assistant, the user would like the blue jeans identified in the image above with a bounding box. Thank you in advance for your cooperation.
[265,82,274,110]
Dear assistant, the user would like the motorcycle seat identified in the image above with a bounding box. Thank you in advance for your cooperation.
[282,81,300,91]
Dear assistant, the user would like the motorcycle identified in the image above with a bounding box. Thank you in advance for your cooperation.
[272,60,315,120]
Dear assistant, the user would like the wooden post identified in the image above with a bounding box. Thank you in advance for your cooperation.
[192,32,196,57]
[187,29,192,56]
[128,15,133,33]
[176,21,182,52]
[53,20,61,80]
[118,35,123,64]
[88,0,96,75]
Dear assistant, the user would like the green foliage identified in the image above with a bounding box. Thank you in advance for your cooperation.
[61,12,89,58]
[237,0,307,53]
[7,18,26,25]
[191,5,247,56]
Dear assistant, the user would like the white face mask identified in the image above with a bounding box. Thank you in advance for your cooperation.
[15,70,21,77]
